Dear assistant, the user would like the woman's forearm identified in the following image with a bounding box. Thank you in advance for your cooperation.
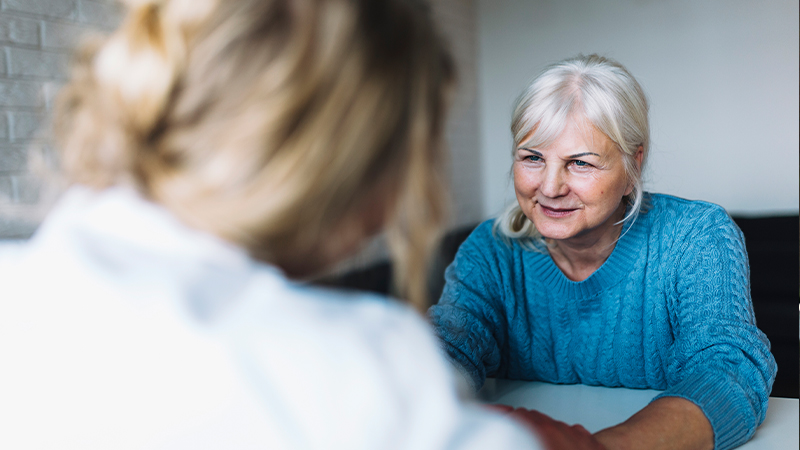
[593,397,713,450]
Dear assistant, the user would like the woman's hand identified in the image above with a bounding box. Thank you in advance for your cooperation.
[487,404,607,450]
[593,397,713,450]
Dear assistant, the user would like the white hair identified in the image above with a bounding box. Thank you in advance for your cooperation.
[495,54,650,245]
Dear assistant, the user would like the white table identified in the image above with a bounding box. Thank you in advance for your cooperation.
[478,379,799,450]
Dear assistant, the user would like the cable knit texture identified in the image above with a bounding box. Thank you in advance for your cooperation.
[428,193,776,450]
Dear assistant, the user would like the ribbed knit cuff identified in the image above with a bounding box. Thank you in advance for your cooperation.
[652,368,753,450]
[438,338,484,392]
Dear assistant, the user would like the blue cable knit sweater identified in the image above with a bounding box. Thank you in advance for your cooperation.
[429,193,776,450]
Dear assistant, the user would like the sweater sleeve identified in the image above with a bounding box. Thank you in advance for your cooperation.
[653,205,777,450]
[428,222,510,391]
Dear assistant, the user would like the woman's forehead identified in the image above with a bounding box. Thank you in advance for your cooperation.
[520,115,616,155]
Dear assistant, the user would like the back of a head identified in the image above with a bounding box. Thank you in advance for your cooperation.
[497,54,649,241]
[53,0,456,308]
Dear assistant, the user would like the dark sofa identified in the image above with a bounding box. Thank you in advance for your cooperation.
[320,215,799,398]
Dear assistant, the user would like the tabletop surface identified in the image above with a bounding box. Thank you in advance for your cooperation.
[478,379,799,450]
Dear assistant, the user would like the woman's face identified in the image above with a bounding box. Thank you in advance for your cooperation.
[513,118,639,246]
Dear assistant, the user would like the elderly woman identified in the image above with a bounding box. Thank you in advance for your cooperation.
[429,54,776,450]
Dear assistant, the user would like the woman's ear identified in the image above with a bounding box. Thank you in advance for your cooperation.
[635,145,644,169]
[624,146,645,197]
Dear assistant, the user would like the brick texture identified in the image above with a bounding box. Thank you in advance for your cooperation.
[0,0,121,238]
[79,0,122,27]
[2,0,79,20]
[0,79,46,108]
[42,20,86,50]
[0,15,39,46]
[6,47,70,78]
[0,145,26,172]
[9,111,43,142]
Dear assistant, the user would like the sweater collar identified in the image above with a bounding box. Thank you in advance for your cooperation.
[524,205,649,299]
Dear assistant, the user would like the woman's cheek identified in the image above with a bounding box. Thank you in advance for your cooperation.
[514,168,540,195]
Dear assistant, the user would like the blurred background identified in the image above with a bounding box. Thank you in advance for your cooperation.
[0,0,796,236]
[0,0,797,394]
[0,0,122,238]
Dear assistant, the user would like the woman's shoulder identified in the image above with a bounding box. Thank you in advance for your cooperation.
[642,193,743,248]
[447,218,525,275]
[232,269,474,438]
[237,266,442,367]
[460,218,535,256]
[645,193,736,228]
[242,265,417,327]
[647,192,728,214]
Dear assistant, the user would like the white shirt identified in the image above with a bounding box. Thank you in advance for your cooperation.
[0,186,541,450]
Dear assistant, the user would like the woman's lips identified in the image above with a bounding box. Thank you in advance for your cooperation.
[538,204,577,218]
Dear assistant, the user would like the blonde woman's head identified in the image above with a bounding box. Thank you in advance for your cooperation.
[53,0,455,309]
[496,54,649,243]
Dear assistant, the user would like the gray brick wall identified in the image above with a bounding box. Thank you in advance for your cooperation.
[0,0,121,238]
[0,0,480,242]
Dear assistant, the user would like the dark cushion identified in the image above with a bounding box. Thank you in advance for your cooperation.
[732,216,798,398]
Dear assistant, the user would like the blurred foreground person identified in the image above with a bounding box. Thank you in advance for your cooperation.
[0,0,609,449]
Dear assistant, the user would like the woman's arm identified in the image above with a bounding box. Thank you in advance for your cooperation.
[599,205,775,450]
[593,397,713,450]
[428,222,510,390]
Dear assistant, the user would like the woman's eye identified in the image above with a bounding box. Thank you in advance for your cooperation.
[524,154,542,162]
[571,160,591,168]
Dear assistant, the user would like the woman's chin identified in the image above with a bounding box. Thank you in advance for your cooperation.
[540,232,575,242]
[532,217,578,241]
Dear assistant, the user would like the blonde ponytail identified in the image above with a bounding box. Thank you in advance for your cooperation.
[93,1,185,134]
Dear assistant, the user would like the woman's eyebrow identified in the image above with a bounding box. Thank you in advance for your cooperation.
[568,152,600,158]
[518,148,543,156]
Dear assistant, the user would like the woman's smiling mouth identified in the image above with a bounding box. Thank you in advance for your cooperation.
[538,204,578,218]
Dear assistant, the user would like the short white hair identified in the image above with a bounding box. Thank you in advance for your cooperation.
[495,54,649,244]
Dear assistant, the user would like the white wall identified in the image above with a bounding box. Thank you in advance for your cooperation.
[477,0,799,217]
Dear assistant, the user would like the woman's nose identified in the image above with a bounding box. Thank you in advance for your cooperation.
[539,167,568,198]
